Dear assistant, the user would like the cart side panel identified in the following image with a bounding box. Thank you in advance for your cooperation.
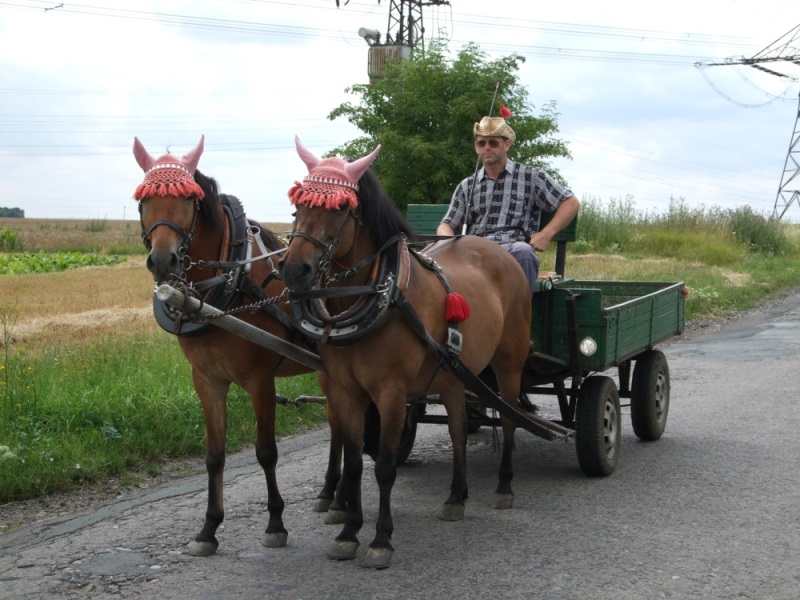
[531,281,685,372]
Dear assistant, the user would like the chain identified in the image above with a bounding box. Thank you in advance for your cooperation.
[191,288,290,322]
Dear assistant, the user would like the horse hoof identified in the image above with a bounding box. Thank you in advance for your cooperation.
[186,540,218,557]
[361,546,393,569]
[492,493,514,510]
[327,540,359,561]
[263,531,288,548]
[313,497,332,513]
[439,503,465,521]
[324,509,347,525]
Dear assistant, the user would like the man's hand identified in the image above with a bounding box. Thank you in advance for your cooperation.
[436,223,456,236]
[529,229,554,252]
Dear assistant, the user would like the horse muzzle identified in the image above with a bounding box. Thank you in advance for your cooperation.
[277,255,317,292]
[146,247,183,284]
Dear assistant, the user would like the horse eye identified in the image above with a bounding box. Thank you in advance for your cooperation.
[291,211,297,218]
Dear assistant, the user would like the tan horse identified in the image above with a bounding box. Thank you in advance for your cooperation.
[278,138,531,569]
[133,135,313,556]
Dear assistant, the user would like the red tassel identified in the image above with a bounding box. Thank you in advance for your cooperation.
[445,292,470,322]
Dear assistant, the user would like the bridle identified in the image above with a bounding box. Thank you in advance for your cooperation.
[138,198,200,261]
[287,206,358,283]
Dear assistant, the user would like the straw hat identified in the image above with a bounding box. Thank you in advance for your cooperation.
[473,116,516,143]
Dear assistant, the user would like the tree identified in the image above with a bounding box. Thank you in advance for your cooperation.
[327,40,571,212]
[0,207,24,218]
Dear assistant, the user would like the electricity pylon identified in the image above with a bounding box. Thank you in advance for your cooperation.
[698,24,800,220]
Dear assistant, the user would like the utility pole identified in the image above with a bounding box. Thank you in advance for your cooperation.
[341,0,450,82]
[697,24,800,220]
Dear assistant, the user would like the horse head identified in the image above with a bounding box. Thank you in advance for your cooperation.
[132,135,207,283]
[278,136,380,292]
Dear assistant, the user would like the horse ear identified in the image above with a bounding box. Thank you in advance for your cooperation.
[295,135,321,172]
[344,145,381,183]
[181,135,205,174]
[133,137,155,173]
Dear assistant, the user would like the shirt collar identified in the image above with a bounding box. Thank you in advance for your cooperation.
[478,159,515,181]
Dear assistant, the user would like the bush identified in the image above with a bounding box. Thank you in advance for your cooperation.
[727,206,791,255]
[0,226,20,251]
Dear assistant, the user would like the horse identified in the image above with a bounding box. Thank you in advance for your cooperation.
[277,137,532,569]
[132,135,316,557]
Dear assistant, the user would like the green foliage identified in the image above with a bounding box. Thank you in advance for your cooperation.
[0,251,124,275]
[574,196,794,266]
[0,226,21,251]
[0,331,325,502]
[326,39,571,211]
[727,205,792,255]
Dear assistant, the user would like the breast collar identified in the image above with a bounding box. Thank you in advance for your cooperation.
[288,237,411,345]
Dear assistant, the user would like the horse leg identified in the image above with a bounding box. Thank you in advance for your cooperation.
[491,364,523,510]
[186,375,229,557]
[327,389,366,562]
[324,402,380,525]
[361,390,406,569]
[251,377,288,548]
[315,399,342,516]
[438,385,469,521]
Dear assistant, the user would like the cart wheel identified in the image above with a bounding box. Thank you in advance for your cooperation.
[630,349,670,441]
[575,375,621,476]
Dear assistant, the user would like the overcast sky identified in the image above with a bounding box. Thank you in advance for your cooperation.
[1,0,799,224]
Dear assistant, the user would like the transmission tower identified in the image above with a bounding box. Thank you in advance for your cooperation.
[698,24,800,220]
[337,0,450,82]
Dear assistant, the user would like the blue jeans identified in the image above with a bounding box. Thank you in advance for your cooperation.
[500,241,540,298]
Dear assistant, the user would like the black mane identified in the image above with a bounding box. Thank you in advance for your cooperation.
[194,169,284,251]
[356,169,415,246]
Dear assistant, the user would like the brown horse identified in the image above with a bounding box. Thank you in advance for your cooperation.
[132,135,315,556]
[278,138,532,569]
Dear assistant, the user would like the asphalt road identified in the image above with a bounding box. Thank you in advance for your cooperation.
[1,291,799,599]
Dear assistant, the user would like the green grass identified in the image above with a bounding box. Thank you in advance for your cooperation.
[0,331,324,502]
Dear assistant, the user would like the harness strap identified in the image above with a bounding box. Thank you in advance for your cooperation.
[391,287,570,440]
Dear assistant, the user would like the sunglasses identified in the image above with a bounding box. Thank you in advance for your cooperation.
[475,139,504,148]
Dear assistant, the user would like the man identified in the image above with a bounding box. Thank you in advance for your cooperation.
[436,115,580,297]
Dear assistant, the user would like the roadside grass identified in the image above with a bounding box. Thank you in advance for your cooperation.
[1,204,799,504]
[0,327,324,502]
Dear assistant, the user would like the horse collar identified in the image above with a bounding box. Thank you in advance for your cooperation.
[289,237,409,345]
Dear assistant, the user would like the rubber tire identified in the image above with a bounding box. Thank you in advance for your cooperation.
[630,350,670,441]
[575,375,621,477]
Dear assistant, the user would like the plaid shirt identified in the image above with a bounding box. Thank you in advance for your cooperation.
[442,160,573,242]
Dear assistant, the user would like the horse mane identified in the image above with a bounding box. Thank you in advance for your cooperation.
[194,169,284,251]
[356,169,415,246]
[194,170,224,236]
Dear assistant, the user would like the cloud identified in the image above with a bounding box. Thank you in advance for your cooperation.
[1,0,798,223]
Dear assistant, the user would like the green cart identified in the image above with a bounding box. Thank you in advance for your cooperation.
[403,204,686,476]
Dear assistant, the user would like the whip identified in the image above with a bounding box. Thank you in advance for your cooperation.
[462,80,500,234]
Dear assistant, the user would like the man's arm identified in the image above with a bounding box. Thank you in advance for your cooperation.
[529,195,580,252]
